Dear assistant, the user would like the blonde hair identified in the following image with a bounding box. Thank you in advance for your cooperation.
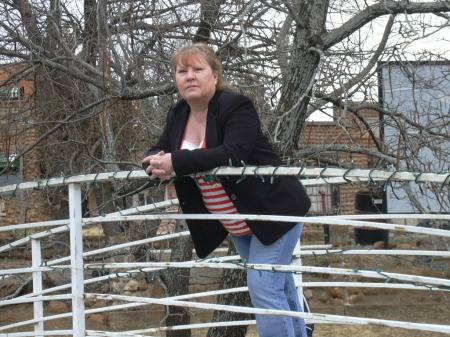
[170,43,229,91]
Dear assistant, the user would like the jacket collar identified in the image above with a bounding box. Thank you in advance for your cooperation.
[172,90,225,150]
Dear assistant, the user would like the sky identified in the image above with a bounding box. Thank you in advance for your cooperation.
[308,11,450,121]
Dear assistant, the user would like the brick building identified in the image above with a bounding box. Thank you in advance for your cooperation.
[300,107,383,244]
[0,65,52,228]
[301,106,381,217]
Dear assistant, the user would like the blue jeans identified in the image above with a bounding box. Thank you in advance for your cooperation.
[231,223,307,337]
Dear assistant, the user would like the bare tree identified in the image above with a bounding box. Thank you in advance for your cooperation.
[0,0,449,334]
[2,1,447,167]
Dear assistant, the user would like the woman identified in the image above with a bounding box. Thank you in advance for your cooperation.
[142,43,311,337]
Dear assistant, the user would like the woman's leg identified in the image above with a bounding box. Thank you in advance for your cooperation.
[238,223,306,337]
[230,233,252,262]
[284,269,307,335]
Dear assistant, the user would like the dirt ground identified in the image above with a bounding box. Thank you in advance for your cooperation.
[1,230,449,336]
[0,301,449,336]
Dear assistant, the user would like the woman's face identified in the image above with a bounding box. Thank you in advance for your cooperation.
[175,54,218,106]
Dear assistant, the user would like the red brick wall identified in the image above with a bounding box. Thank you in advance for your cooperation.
[1,66,52,228]
[301,107,381,215]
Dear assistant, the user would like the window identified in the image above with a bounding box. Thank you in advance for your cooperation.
[0,87,24,100]
[307,184,336,215]
[0,154,21,187]
[0,154,20,173]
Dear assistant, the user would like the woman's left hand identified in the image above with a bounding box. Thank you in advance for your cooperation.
[142,151,174,181]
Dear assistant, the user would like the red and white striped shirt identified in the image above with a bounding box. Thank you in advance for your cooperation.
[181,139,252,236]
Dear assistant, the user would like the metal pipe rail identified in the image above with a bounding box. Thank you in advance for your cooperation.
[0,169,449,336]
[0,166,449,196]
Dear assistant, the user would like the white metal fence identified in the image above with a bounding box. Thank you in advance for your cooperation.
[0,167,449,336]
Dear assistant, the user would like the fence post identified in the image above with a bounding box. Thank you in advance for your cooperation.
[69,183,85,336]
[293,239,303,307]
[31,238,43,336]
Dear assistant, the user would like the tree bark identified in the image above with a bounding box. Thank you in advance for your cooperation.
[164,219,194,337]
[194,0,224,43]
[275,0,329,158]
[207,243,252,337]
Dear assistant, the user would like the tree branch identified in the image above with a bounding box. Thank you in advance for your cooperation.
[324,1,450,49]
[295,143,396,164]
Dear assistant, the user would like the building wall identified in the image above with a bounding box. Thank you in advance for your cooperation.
[0,66,52,228]
[301,107,381,215]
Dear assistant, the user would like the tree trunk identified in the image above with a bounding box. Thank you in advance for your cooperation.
[275,0,329,158]
[207,243,252,337]
[194,0,224,43]
[94,181,126,240]
[164,219,194,337]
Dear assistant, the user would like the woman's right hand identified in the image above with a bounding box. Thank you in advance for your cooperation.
[142,151,173,181]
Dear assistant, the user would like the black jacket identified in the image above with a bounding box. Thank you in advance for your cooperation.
[145,89,311,258]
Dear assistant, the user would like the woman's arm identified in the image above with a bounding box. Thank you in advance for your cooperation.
[142,151,173,180]
[142,105,177,178]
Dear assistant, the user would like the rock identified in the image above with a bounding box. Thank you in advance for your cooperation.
[373,241,385,249]
[48,300,68,314]
[362,287,381,296]
[329,287,344,299]
[190,284,203,294]
[304,289,313,301]
[138,279,149,291]
[318,291,329,304]
[84,298,96,307]
[151,280,166,297]
[111,278,128,293]
[348,287,360,295]
[90,301,107,309]
[332,298,344,306]
[331,240,342,247]
[347,295,362,304]
[123,279,139,291]
[89,313,108,325]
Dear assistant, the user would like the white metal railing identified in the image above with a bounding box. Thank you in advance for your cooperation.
[0,167,449,336]
[0,166,449,195]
